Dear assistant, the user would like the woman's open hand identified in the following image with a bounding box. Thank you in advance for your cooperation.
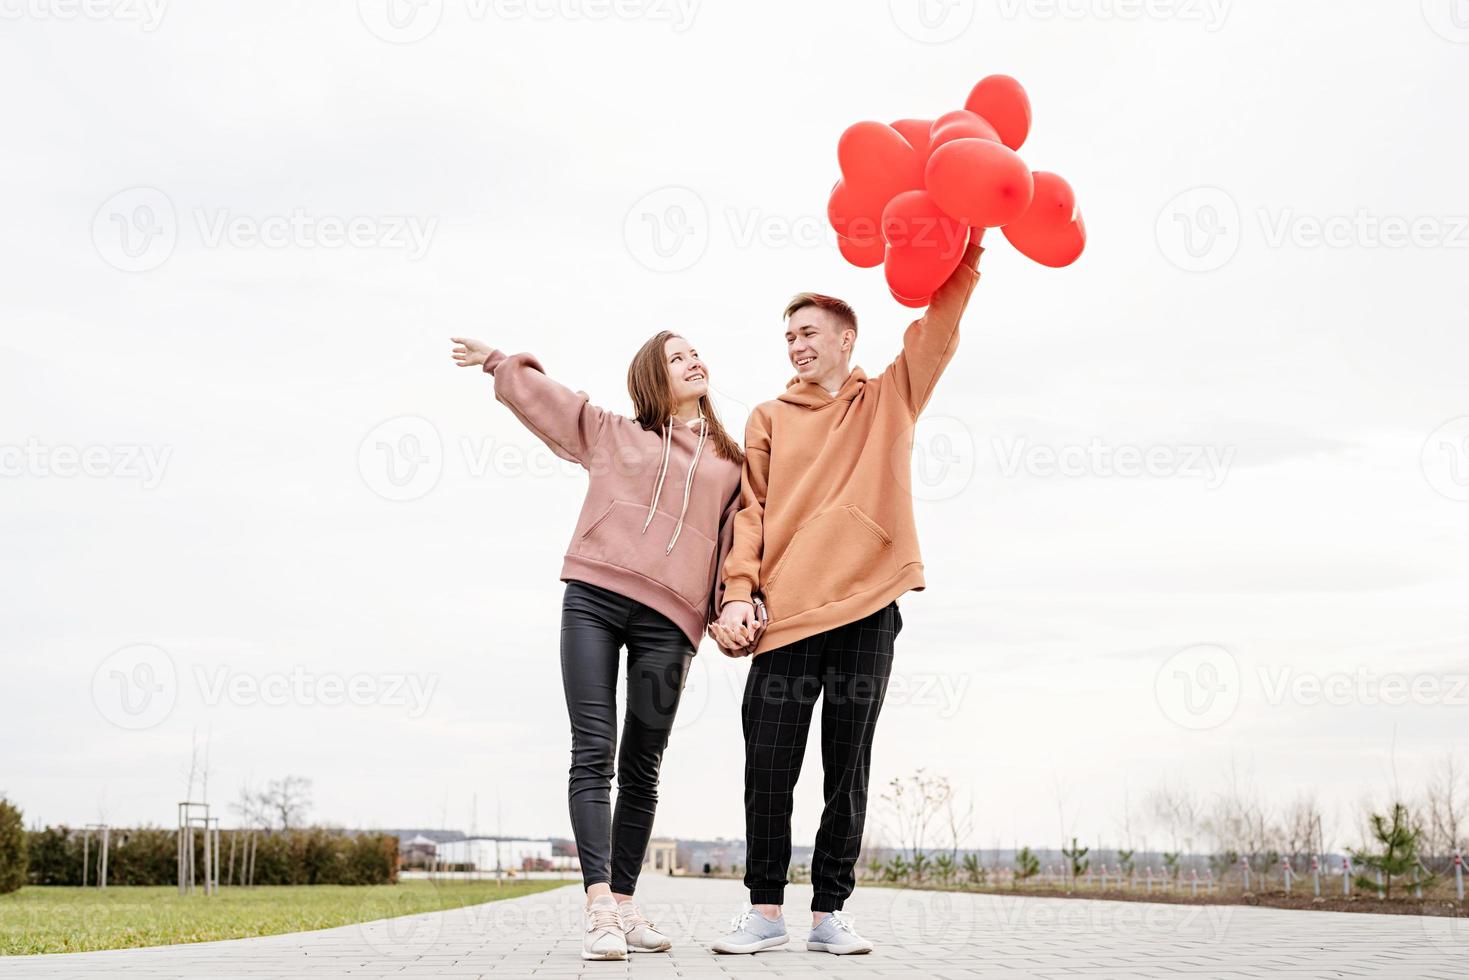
[451,336,492,368]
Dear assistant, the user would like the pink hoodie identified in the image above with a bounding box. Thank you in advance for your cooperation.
[484,349,742,649]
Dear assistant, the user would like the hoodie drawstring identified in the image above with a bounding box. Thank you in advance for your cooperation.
[641,409,707,555]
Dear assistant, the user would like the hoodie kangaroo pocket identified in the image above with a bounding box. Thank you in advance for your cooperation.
[764,505,897,620]
[575,499,716,610]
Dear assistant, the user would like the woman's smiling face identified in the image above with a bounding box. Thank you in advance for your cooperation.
[665,335,708,407]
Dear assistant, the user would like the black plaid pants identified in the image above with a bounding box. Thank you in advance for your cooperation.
[742,600,900,912]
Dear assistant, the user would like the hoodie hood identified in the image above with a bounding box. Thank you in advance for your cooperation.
[778,367,868,409]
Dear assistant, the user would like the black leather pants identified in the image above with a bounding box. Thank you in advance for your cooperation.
[560,580,694,894]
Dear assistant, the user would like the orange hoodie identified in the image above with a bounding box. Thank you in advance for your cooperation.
[720,244,983,655]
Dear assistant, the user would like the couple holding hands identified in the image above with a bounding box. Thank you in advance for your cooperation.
[450,241,982,960]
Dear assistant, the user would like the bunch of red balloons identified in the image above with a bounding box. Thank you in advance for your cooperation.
[828,74,1086,307]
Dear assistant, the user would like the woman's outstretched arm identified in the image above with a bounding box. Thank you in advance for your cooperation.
[451,336,610,467]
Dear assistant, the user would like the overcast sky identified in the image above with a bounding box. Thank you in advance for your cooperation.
[3,1,1467,855]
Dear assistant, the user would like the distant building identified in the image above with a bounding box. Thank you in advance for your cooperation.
[401,834,439,869]
[643,838,680,875]
[436,837,560,872]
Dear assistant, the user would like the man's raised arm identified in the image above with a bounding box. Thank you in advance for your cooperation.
[881,242,984,416]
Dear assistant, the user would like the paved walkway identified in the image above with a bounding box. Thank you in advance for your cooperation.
[1,875,1463,979]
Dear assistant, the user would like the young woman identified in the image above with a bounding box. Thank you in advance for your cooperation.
[451,332,750,960]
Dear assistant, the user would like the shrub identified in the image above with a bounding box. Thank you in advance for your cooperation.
[0,797,26,894]
[20,825,398,887]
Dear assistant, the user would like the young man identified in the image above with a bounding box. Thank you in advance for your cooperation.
[708,242,984,955]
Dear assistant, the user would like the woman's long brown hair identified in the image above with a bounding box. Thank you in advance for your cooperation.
[627,331,744,465]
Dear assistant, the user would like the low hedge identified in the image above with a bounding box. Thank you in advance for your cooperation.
[24,825,398,887]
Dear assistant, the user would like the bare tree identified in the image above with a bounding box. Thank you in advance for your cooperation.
[261,776,313,831]
[1423,752,1467,870]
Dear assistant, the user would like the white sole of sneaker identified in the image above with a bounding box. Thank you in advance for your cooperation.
[807,941,872,955]
[711,935,788,954]
[629,943,672,953]
[581,949,628,960]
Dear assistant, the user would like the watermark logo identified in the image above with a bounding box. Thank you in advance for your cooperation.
[896,415,977,502]
[357,0,444,43]
[359,416,444,502]
[92,187,437,272]
[1156,186,1240,272]
[1154,643,1240,730]
[0,0,168,30]
[995,0,1231,31]
[92,644,178,730]
[357,903,445,956]
[1256,666,1469,708]
[0,439,172,488]
[92,187,177,273]
[991,436,1235,488]
[357,0,699,43]
[1422,0,1469,43]
[1422,416,1469,502]
[624,186,709,273]
[1258,209,1469,250]
[193,666,439,718]
[889,0,975,43]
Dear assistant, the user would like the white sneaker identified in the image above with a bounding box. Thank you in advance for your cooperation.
[807,910,873,955]
[618,900,672,952]
[710,906,788,954]
[582,896,627,960]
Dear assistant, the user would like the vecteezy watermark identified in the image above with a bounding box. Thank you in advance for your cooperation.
[995,0,1231,31]
[986,892,1235,940]
[92,644,441,731]
[991,436,1235,489]
[92,644,179,730]
[357,418,601,502]
[0,439,172,489]
[1156,186,1241,273]
[357,0,699,44]
[1422,417,1469,502]
[624,186,979,273]
[92,187,177,273]
[1257,209,1469,250]
[900,416,979,502]
[92,186,437,272]
[1256,666,1469,708]
[1154,644,1240,730]
[888,0,976,44]
[359,416,444,502]
[1158,186,1469,272]
[742,668,972,719]
[193,665,439,718]
[624,186,710,273]
[0,0,168,30]
[1421,0,1469,43]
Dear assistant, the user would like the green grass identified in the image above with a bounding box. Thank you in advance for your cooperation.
[0,878,572,955]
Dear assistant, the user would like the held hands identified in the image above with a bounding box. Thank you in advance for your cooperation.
[708,600,762,658]
[450,336,492,368]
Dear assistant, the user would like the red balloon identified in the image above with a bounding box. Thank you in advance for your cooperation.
[890,118,934,162]
[828,178,887,256]
[925,137,1035,228]
[964,75,1031,151]
[929,109,1000,153]
[1002,171,1086,267]
[838,233,885,269]
[891,289,930,309]
[837,121,924,197]
[881,189,968,300]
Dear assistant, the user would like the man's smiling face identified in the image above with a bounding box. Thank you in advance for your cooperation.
[786,307,851,385]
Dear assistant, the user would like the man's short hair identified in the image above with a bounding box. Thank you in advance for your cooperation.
[783,292,858,340]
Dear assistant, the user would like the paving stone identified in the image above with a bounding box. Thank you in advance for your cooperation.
[0,875,1463,978]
